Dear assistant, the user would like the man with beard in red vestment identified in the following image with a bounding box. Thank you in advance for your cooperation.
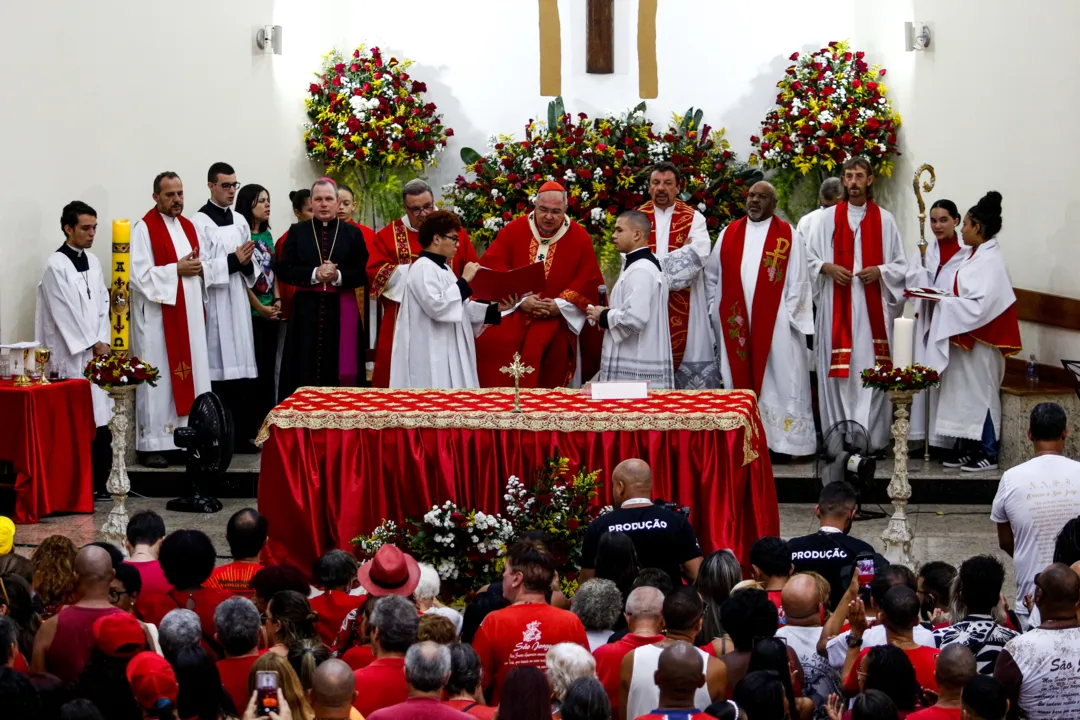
[475,182,604,388]
[367,179,479,388]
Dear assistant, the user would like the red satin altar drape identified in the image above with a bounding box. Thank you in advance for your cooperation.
[0,378,95,524]
[259,424,777,573]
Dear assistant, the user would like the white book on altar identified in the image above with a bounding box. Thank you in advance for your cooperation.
[589,381,649,400]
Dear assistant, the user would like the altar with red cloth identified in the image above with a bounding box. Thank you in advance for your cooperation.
[257,386,777,571]
[0,378,95,524]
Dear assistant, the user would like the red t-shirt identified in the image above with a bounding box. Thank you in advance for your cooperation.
[310,590,366,648]
[139,587,233,659]
[594,633,666,714]
[128,560,171,598]
[343,644,376,671]
[443,698,498,719]
[472,602,589,705]
[13,652,29,675]
[217,652,265,714]
[845,645,940,694]
[767,590,787,624]
[206,562,264,598]
[353,656,408,717]
[908,707,961,720]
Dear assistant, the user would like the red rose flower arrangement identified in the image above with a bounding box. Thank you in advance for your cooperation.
[84,354,160,389]
[304,44,451,222]
[861,362,940,393]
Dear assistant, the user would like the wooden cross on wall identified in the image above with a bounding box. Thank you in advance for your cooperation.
[586,0,614,74]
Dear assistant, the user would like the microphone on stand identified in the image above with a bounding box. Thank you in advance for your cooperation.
[597,284,608,306]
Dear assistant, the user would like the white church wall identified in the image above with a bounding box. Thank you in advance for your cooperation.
[0,0,853,342]
[853,0,1080,365]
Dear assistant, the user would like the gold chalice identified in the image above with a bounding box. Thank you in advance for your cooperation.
[35,347,51,385]
[14,348,32,387]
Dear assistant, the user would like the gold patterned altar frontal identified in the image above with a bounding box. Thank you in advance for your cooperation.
[257,387,764,465]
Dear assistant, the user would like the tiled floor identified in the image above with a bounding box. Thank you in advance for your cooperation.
[14,497,1009,592]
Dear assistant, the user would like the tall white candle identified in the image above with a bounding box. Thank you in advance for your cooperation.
[892,317,914,368]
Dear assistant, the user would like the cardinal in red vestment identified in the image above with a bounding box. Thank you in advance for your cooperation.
[367,180,479,387]
[474,182,604,388]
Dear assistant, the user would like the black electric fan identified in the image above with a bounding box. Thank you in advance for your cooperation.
[167,391,233,513]
[816,420,883,521]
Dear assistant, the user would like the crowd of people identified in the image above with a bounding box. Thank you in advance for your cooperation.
[34,154,1021,476]
[1,405,1079,719]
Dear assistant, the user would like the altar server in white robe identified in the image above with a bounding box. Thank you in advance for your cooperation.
[586,211,674,389]
[905,199,967,450]
[130,172,211,466]
[705,182,815,457]
[35,201,113,427]
[796,176,845,250]
[389,211,511,389]
[806,157,907,451]
[924,192,1021,472]
[192,162,259,447]
[637,162,718,389]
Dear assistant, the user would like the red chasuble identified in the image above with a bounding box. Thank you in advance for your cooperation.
[367,219,479,388]
[718,216,793,395]
[951,246,1022,356]
[639,199,696,368]
[829,201,890,378]
[142,209,200,416]
[474,215,603,388]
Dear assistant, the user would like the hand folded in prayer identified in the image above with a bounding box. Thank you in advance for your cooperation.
[497,295,521,312]
[315,262,338,283]
[177,251,202,277]
[522,296,559,318]
[92,342,111,357]
[822,262,853,286]
[856,265,882,284]
[462,262,481,283]
[585,305,606,326]
[235,240,256,265]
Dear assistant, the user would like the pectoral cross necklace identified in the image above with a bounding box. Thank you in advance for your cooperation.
[311,219,340,286]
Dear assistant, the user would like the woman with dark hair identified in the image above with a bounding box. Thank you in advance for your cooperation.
[337,184,357,224]
[916,561,956,628]
[734,669,789,719]
[171,645,237,720]
[595,531,641,605]
[308,550,364,647]
[236,183,280,441]
[907,198,964,454]
[856,645,920,715]
[291,189,312,223]
[0,574,39,666]
[696,549,743,649]
[1054,516,1080,566]
[924,191,1020,472]
[749,637,811,719]
[266,590,328,690]
[497,666,552,720]
[443,643,497,718]
[389,209,514,389]
[559,676,611,720]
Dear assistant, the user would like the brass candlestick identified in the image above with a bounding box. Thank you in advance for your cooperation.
[35,347,52,385]
[912,163,936,462]
[499,352,535,413]
[13,348,32,387]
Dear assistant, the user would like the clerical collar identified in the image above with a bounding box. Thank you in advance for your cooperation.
[748,216,773,227]
[58,243,89,272]
[624,246,660,270]
[199,201,234,227]
[420,250,447,267]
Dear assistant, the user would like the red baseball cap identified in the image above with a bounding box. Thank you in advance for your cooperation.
[93,612,147,658]
[357,545,421,597]
[126,651,179,711]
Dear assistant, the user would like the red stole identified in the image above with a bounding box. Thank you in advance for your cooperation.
[950,246,1022,356]
[718,216,793,395]
[142,209,199,416]
[935,236,961,281]
[829,201,890,377]
[639,199,696,368]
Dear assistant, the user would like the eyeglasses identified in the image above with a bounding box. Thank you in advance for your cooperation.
[108,587,132,604]
[442,234,460,243]
[218,182,242,191]
[406,203,435,214]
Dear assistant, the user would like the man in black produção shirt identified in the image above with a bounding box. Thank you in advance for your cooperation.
[787,480,887,610]
[578,459,703,587]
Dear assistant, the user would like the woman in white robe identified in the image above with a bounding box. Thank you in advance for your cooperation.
[389,212,509,389]
[924,192,1021,472]
[906,200,968,449]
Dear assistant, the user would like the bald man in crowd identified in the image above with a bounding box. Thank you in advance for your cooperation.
[909,645,977,719]
[594,586,667,715]
[579,459,702,586]
[995,563,1080,718]
[308,659,359,720]
[31,545,126,682]
[634,641,712,719]
[705,180,815,460]
[776,574,842,712]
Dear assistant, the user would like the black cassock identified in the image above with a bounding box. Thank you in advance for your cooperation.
[277,218,369,401]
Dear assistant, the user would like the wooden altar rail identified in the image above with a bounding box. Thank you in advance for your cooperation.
[1002,288,1080,393]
